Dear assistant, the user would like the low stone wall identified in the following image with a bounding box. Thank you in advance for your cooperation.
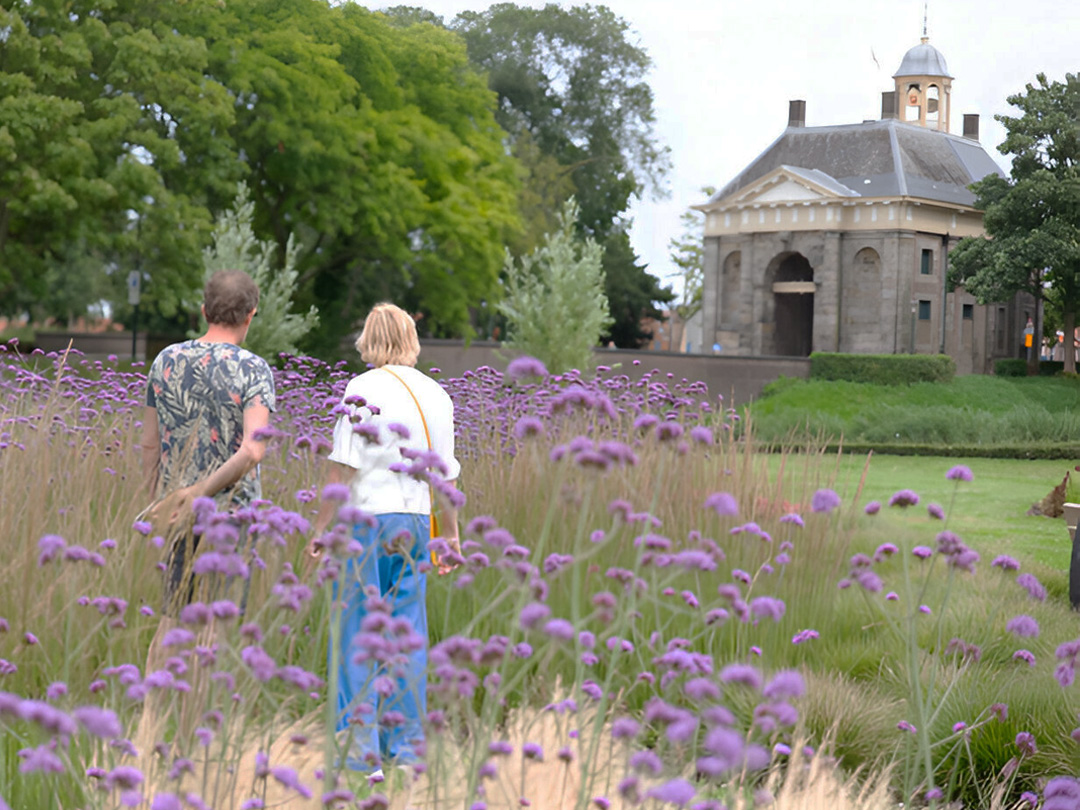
[418,340,810,405]
[34,331,148,360]
[30,332,810,405]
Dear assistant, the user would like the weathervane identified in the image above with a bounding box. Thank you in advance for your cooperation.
[923,2,928,38]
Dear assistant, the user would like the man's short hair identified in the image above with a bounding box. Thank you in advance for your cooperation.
[356,303,420,367]
[204,270,259,327]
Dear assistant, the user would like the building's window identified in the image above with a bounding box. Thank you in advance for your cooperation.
[962,304,974,320]
[918,300,932,320]
[905,83,921,121]
[926,85,940,126]
[920,249,933,275]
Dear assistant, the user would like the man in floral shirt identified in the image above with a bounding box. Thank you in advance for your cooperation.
[141,269,275,614]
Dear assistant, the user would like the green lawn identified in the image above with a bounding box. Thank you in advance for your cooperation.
[770,452,1073,571]
[747,375,1080,446]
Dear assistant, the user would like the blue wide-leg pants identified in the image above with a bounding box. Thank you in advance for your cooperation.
[333,512,428,767]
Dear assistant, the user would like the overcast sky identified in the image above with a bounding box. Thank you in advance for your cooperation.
[360,0,1079,296]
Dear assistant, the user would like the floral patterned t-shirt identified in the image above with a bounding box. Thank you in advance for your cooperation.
[146,340,276,509]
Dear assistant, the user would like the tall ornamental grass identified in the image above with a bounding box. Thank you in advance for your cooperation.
[2,344,1080,809]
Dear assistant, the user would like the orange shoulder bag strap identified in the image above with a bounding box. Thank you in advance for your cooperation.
[381,367,442,552]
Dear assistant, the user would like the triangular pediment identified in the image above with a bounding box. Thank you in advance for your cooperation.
[724,165,861,206]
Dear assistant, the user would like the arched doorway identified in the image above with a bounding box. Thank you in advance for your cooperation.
[768,252,814,356]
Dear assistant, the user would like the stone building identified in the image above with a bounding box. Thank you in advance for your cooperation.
[696,37,1033,374]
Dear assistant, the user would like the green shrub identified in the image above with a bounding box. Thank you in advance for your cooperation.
[810,352,955,385]
[0,323,37,352]
[995,359,1069,377]
[497,198,613,374]
[994,358,1027,377]
[820,441,1080,459]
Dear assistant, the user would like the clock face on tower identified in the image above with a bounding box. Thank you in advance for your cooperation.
[908,92,919,106]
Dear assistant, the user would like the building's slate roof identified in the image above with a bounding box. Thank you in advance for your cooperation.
[776,165,861,197]
[712,119,1003,208]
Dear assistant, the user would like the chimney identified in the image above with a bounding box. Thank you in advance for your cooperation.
[788,99,806,128]
[881,91,899,120]
[963,114,980,140]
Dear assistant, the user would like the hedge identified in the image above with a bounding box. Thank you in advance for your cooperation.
[995,359,1068,377]
[753,439,1080,460]
[819,442,1080,460]
[809,353,955,385]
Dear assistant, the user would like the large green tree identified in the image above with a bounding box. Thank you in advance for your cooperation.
[0,0,241,326]
[191,0,520,352]
[951,73,1080,374]
[600,229,673,348]
[448,3,672,346]
[2,0,520,352]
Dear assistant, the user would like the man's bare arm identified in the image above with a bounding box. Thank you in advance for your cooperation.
[151,405,271,525]
[189,404,271,500]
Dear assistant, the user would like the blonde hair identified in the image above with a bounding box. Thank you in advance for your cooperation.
[356,303,420,367]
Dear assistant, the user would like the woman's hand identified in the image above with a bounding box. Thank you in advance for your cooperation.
[437,535,462,576]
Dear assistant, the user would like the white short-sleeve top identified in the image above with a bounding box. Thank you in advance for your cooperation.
[328,365,460,516]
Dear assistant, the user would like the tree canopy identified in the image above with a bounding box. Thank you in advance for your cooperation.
[950,73,1080,373]
[189,0,522,351]
[450,3,672,346]
[2,0,673,354]
[0,0,239,324]
[1,0,521,353]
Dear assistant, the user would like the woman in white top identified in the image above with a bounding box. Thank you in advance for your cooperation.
[316,303,461,771]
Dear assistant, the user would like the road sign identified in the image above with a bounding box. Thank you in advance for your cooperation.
[127,271,141,306]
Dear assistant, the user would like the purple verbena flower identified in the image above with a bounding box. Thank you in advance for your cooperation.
[888,489,919,508]
[810,489,841,514]
[1017,573,1047,602]
[1013,649,1036,667]
[1006,615,1040,638]
[704,492,738,517]
[519,603,551,630]
[946,465,973,482]
[506,356,548,381]
[992,555,1021,571]
[1015,731,1037,756]
[719,664,761,690]
[791,629,819,645]
[645,779,696,806]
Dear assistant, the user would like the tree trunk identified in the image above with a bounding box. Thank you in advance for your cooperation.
[1065,308,1077,375]
[670,313,685,354]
